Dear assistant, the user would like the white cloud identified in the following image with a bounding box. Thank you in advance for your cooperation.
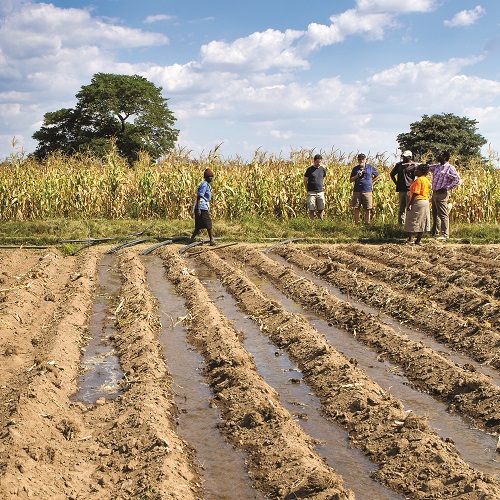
[356,0,437,14]
[369,57,482,86]
[0,3,168,58]
[465,106,500,158]
[268,129,292,139]
[196,5,404,74]
[144,14,175,24]
[444,6,485,28]
[199,29,306,71]
[145,63,206,92]
[330,9,395,41]
[297,8,403,55]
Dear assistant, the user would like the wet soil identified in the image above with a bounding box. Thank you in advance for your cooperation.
[0,243,498,499]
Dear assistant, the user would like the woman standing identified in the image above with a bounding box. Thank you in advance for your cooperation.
[189,168,216,245]
[405,164,431,245]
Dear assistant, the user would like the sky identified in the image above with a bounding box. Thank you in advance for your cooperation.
[1,0,500,163]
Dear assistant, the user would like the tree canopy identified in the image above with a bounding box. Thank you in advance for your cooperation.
[32,73,179,164]
[396,113,487,165]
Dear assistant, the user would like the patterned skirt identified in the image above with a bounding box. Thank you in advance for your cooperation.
[404,199,430,233]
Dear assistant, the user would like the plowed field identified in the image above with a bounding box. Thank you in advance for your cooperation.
[0,242,499,499]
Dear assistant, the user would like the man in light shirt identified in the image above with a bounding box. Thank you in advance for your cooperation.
[350,153,380,224]
[429,151,461,240]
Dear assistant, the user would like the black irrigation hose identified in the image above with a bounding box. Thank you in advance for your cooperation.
[186,241,238,257]
[0,245,49,249]
[60,227,151,244]
[263,238,304,254]
[71,241,102,255]
[105,237,150,254]
[60,237,115,244]
[179,238,221,255]
[140,236,192,256]
[140,239,173,255]
[128,228,149,237]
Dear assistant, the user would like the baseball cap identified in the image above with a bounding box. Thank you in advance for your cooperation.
[402,150,413,158]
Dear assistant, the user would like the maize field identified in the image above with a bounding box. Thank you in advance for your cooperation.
[1,148,499,223]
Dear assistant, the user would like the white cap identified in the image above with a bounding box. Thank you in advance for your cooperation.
[402,150,413,158]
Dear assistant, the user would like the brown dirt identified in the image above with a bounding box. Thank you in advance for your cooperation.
[0,247,200,499]
[0,243,499,499]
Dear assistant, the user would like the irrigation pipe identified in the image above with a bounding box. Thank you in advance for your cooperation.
[0,245,49,249]
[263,238,304,254]
[140,239,173,255]
[105,237,150,254]
[140,236,192,256]
[179,238,221,255]
[60,227,150,244]
[59,237,115,244]
[186,242,238,257]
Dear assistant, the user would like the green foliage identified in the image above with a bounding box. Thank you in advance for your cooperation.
[32,73,179,164]
[397,113,487,166]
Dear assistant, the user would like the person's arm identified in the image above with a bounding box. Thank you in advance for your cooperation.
[303,176,309,190]
[407,192,418,211]
[447,166,461,190]
[390,165,398,185]
[195,183,207,214]
[350,168,360,183]
[407,177,423,210]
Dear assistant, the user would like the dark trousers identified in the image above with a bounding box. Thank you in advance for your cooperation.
[397,191,410,224]
[431,189,450,238]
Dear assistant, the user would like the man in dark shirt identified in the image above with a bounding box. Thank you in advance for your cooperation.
[390,150,416,224]
[303,154,327,219]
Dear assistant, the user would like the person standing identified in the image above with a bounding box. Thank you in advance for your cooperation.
[390,150,416,224]
[350,153,380,224]
[303,154,326,220]
[189,168,216,245]
[405,164,431,245]
[429,151,461,240]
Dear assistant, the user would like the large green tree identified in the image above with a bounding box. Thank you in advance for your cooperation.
[33,73,179,164]
[397,113,487,165]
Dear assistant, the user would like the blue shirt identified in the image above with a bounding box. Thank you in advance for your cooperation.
[350,163,379,193]
[196,180,212,210]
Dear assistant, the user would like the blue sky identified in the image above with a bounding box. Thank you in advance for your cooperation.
[1,0,499,163]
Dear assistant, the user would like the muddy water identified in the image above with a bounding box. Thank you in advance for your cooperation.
[194,265,404,499]
[143,257,264,500]
[269,253,500,385]
[246,264,500,480]
[72,255,124,404]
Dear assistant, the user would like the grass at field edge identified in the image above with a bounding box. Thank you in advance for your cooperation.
[0,218,498,250]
